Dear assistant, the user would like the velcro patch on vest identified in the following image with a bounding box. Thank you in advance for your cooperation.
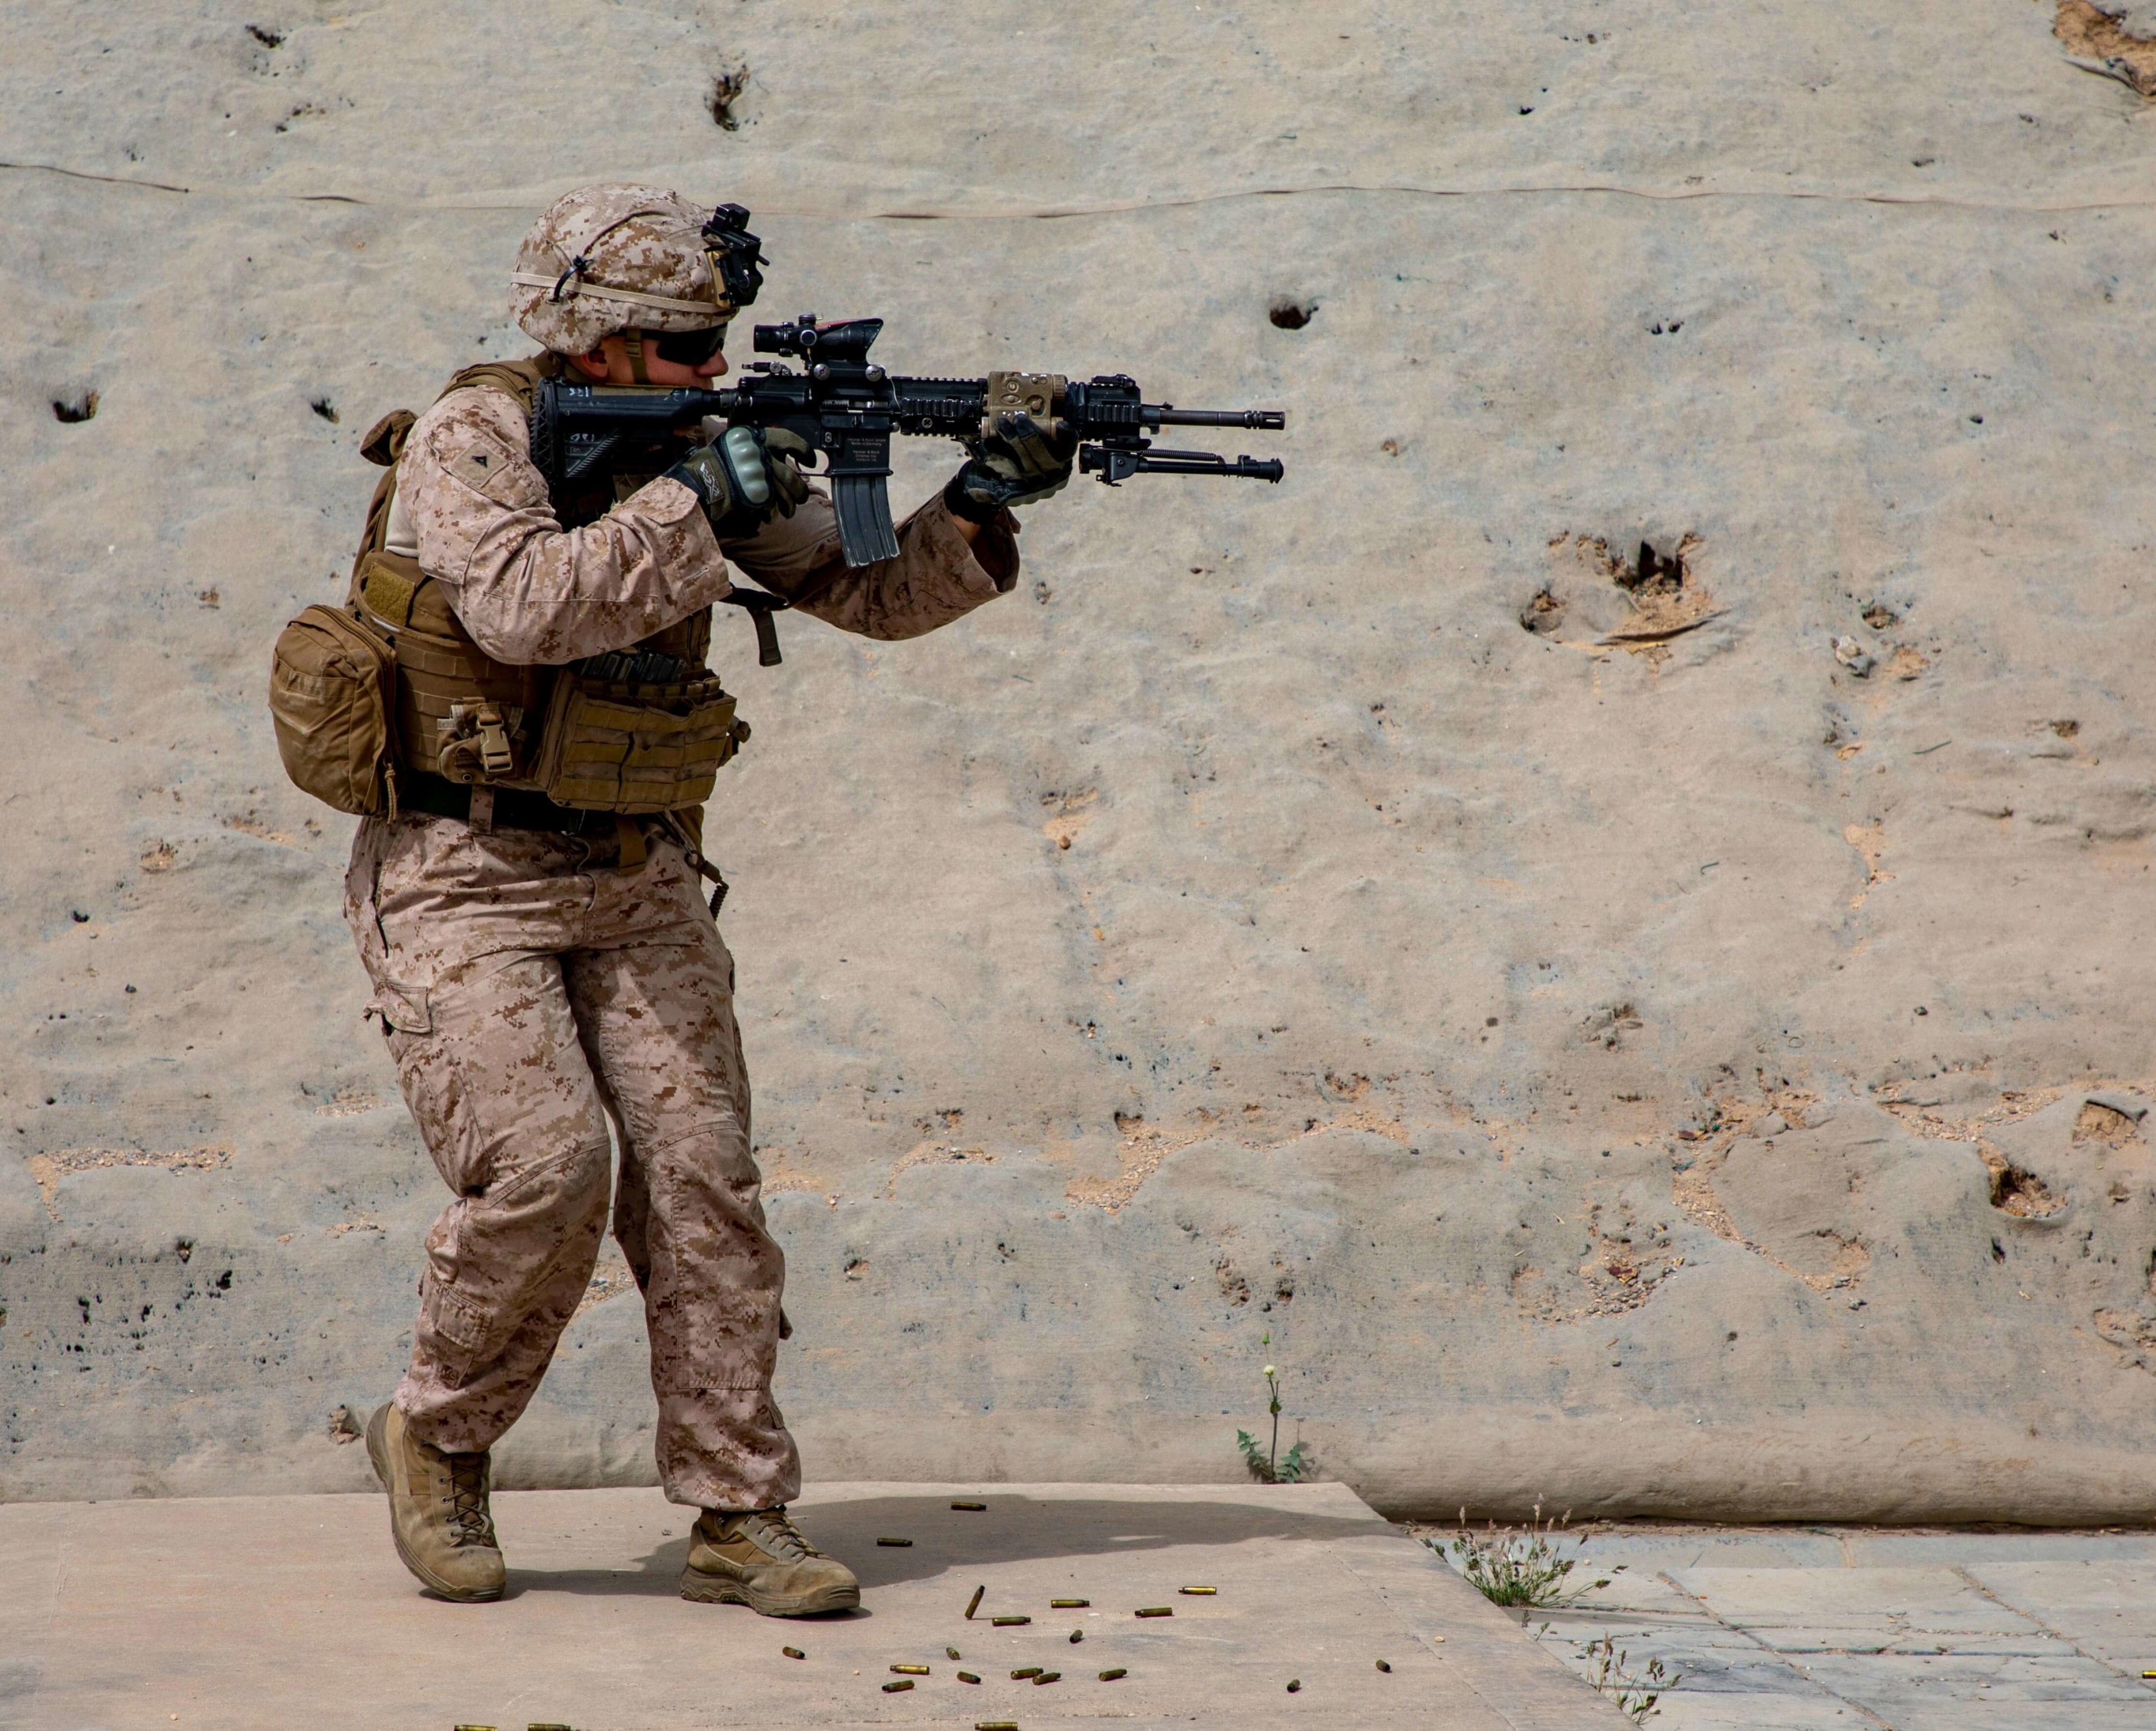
[360,552,419,628]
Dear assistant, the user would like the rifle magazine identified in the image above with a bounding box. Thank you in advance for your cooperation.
[834,473,901,567]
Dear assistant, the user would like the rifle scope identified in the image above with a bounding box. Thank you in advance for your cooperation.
[752,315,882,367]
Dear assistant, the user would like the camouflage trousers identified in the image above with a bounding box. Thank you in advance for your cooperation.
[344,812,800,1512]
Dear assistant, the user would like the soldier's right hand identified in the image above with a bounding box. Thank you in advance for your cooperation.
[668,426,813,541]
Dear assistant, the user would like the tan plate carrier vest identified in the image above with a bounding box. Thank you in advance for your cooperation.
[268,357,746,821]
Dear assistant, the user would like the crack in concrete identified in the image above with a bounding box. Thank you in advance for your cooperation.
[7,158,2156,217]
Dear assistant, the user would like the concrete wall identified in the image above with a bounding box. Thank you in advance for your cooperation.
[5,0,2156,1519]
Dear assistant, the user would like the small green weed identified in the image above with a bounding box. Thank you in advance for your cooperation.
[1582,1634,1677,1722]
[1236,1429,1307,1483]
[1426,1504,1613,1609]
[1235,1332,1307,1483]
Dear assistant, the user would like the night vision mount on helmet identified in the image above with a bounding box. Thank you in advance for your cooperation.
[700,202,766,312]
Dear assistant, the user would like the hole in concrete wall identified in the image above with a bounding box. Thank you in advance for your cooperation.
[1991,1164,2064,1217]
[709,62,750,130]
[1618,537,1690,593]
[52,391,98,424]
[1519,586,1564,634]
[1579,1002,1641,1049]
[1268,300,1315,331]
[246,24,284,48]
[1566,529,1704,599]
[2055,0,2156,97]
[2074,1101,2143,1147]
[309,396,339,424]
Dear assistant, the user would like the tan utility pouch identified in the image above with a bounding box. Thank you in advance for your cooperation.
[268,604,399,816]
[531,672,747,813]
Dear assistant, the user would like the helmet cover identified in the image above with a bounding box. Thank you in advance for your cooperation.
[510,182,741,355]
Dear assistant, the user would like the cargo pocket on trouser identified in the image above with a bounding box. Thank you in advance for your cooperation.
[417,1269,494,1369]
[385,956,616,1442]
[400,1151,616,1444]
[371,979,433,1037]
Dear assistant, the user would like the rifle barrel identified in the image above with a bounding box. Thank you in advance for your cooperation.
[1153,408,1286,431]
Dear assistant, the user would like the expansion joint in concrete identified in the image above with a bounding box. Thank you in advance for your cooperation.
[1651,1566,1894,1730]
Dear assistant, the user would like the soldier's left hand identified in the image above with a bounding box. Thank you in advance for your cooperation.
[944,410,1078,522]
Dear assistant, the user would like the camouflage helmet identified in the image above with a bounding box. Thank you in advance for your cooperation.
[510,182,761,355]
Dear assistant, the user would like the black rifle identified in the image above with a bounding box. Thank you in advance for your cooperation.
[529,313,1286,576]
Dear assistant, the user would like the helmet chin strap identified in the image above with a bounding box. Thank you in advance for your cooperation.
[622,327,651,385]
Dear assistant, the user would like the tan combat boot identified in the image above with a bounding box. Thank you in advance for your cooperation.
[364,1401,506,1603]
[679,1506,861,1616]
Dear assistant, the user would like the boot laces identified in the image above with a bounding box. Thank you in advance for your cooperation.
[736,1506,821,1561]
[444,1451,494,1547]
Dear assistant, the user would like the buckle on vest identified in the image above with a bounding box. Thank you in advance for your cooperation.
[438,701,521,783]
[474,704,514,777]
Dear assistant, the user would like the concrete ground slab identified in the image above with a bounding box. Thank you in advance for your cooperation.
[1647,1705,1863,1731]
[1666,1566,2045,1637]
[0,1481,1626,1731]
[1965,1559,2156,1675]
[1796,1648,2154,1702]
[1562,1533,1852,1574]
[1468,1526,2156,1730]
[1855,1712,2156,1731]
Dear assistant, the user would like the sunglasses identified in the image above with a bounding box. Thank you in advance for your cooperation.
[654,323,728,367]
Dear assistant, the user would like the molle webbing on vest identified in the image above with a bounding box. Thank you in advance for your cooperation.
[358,547,549,788]
[343,354,732,814]
[530,672,747,813]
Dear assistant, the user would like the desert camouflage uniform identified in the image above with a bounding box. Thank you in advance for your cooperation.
[346,378,1015,1511]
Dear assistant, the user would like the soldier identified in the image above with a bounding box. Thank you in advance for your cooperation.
[344,185,1073,1610]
